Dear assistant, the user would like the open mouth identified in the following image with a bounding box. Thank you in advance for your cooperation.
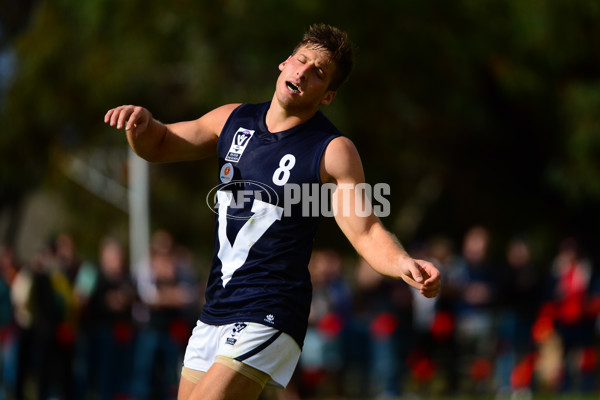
[286,81,301,94]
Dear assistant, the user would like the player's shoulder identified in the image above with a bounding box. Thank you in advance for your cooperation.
[324,136,359,160]
[196,103,242,137]
[197,103,242,122]
[321,136,363,183]
[210,103,243,120]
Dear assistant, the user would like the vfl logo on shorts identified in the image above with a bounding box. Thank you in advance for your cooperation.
[225,322,248,345]
[225,128,254,163]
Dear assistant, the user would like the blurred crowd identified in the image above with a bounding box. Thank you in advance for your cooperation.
[0,230,200,400]
[282,226,600,400]
[1,226,599,400]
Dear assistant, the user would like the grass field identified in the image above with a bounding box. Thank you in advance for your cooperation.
[260,392,600,400]
[260,393,600,400]
[305,397,599,400]
[396,396,598,400]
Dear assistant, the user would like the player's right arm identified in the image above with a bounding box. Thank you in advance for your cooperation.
[104,104,240,163]
[321,137,441,298]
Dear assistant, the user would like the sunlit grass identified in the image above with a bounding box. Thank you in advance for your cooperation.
[260,393,599,400]
[330,397,598,400]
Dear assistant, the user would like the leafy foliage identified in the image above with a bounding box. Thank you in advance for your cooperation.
[1,0,599,260]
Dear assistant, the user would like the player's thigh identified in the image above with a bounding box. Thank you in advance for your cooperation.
[178,374,197,400]
[187,362,263,400]
[178,368,205,400]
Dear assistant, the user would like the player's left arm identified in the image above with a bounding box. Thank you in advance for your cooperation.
[321,136,441,298]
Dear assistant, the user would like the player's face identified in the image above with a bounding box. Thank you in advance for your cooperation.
[275,46,337,111]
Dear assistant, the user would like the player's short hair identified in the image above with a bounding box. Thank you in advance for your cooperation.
[292,24,355,91]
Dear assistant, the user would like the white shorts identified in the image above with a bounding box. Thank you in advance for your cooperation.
[182,321,301,389]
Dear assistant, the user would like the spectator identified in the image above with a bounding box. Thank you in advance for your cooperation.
[406,237,457,397]
[297,248,352,398]
[349,256,413,398]
[9,247,35,400]
[131,230,198,400]
[23,245,77,399]
[85,237,136,400]
[548,238,596,393]
[0,244,19,398]
[448,226,498,395]
[495,236,541,397]
[51,233,81,399]
[54,233,82,285]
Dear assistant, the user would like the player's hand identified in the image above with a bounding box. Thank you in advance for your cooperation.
[400,257,441,298]
[104,105,151,138]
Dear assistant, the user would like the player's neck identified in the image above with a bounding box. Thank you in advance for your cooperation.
[265,97,318,133]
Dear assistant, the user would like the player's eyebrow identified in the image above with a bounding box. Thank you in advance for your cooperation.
[297,50,331,78]
[301,50,331,77]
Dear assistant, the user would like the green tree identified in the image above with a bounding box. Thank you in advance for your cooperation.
[2,0,599,262]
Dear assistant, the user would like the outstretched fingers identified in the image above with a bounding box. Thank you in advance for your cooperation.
[104,105,149,138]
[105,105,128,128]
[125,107,143,131]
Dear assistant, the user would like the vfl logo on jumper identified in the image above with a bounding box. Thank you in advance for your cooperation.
[225,322,248,345]
[225,128,255,163]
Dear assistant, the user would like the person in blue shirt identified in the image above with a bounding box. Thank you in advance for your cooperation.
[105,23,441,400]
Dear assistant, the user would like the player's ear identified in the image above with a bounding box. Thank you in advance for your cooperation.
[279,56,291,71]
[320,90,337,106]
